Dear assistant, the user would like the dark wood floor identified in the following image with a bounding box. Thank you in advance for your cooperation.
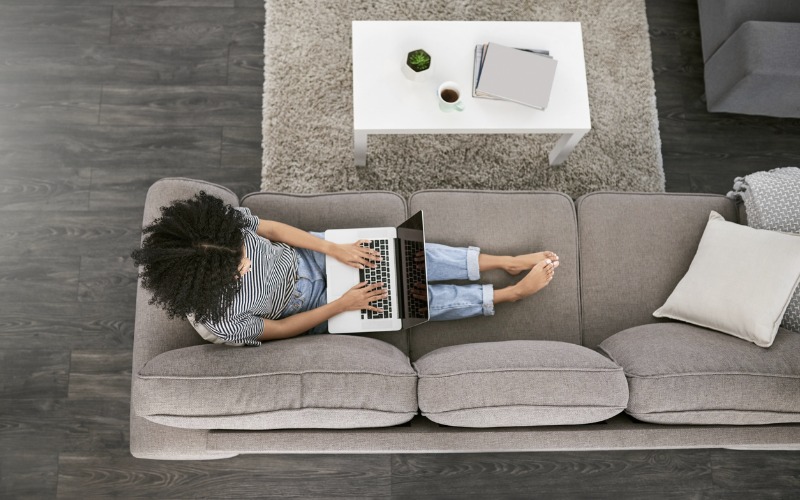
[0,0,798,498]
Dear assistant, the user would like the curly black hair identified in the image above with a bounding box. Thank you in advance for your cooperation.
[131,191,248,324]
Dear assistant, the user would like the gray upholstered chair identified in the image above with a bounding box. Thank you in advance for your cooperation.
[697,0,800,117]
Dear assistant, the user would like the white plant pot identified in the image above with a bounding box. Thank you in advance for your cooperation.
[402,60,433,82]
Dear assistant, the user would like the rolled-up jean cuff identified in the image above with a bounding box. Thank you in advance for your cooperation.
[482,284,495,316]
[467,246,481,281]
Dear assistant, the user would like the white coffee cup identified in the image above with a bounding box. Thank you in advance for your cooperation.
[437,81,465,112]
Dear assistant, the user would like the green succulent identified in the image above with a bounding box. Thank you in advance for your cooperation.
[406,49,431,72]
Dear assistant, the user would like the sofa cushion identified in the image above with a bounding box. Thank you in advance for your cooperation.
[241,190,407,232]
[407,191,580,358]
[598,323,800,425]
[133,335,418,429]
[414,340,628,427]
[576,192,738,348]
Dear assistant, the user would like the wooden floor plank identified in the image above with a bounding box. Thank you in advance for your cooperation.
[0,301,134,350]
[0,1,233,6]
[0,124,223,170]
[0,349,70,399]
[0,5,112,45]
[0,398,131,454]
[234,0,262,8]
[0,451,59,500]
[57,454,393,498]
[78,255,139,304]
[68,349,132,399]
[228,45,264,85]
[391,451,713,497]
[222,126,263,169]
[110,6,263,46]
[0,84,102,126]
[0,164,91,211]
[0,255,80,303]
[710,450,800,491]
[703,489,800,500]
[392,492,708,500]
[99,85,262,126]
[0,211,142,258]
[0,44,229,86]
[89,164,260,210]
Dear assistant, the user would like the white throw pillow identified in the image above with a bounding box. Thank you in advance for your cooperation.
[653,211,800,347]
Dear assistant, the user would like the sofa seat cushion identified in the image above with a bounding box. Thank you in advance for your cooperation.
[413,341,629,428]
[598,323,800,425]
[133,335,418,430]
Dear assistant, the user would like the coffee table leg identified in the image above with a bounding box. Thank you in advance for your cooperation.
[549,131,587,166]
[354,131,367,167]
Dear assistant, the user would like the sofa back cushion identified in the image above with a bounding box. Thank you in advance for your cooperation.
[241,190,410,354]
[576,192,738,348]
[407,191,580,359]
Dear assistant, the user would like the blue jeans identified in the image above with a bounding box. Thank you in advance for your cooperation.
[278,233,494,333]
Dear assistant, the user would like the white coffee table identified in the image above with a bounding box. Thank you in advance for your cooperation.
[352,21,591,167]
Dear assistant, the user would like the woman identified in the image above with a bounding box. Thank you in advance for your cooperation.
[132,192,559,346]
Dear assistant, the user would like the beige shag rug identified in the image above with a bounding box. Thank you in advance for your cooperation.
[261,0,664,198]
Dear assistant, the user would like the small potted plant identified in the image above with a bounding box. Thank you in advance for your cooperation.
[402,48,432,81]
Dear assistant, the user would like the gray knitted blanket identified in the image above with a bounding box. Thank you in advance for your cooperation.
[728,167,800,333]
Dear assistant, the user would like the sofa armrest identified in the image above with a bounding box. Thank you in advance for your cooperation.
[140,177,239,228]
[131,178,241,459]
[134,177,241,372]
[698,0,800,62]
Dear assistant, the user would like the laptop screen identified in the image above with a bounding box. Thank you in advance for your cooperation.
[396,211,429,329]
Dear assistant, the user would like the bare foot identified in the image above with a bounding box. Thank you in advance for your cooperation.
[513,259,556,297]
[493,259,556,304]
[506,251,560,275]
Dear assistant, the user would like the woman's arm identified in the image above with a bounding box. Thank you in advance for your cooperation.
[257,219,380,269]
[257,219,332,254]
[257,281,386,341]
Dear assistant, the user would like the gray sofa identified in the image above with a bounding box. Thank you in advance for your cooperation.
[131,178,800,460]
[698,0,800,117]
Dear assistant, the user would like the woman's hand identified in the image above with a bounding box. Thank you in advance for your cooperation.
[336,281,387,313]
[331,240,381,269]
[259,281,385,341]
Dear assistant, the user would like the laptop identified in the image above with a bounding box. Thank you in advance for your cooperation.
[325,211,430,333]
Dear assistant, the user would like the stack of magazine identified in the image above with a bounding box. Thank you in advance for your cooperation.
[473,42,558,110]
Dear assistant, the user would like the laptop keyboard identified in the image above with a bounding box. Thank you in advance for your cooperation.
[359,239,393,319]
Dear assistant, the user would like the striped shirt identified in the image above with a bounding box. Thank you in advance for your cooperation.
[201,207,298,346]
